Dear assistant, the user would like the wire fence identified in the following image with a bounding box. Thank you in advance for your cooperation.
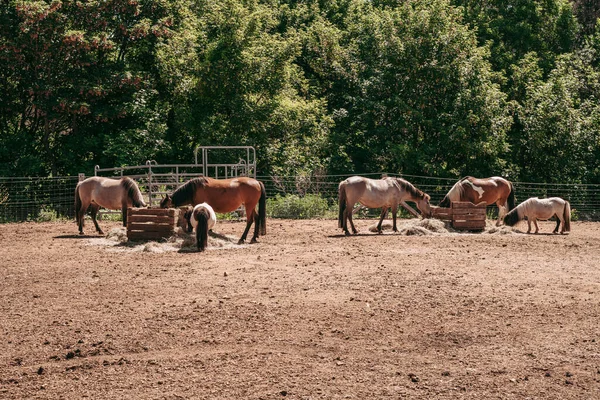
[1,173,599,222]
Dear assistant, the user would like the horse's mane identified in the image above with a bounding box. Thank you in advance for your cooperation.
[172,177,209,206]
[121,177,146,207]
[395,178,428,200]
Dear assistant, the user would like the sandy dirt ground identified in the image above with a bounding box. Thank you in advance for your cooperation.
[1,217,599,399]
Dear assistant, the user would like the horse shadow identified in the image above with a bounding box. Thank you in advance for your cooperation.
[54,234,104,239]
[177,230,239,253]
[327,232,393,238]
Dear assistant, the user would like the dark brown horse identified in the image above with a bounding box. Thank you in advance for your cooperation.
[338,176,432,235]
[160,177,266,244]
[75,176,146,235]
[439,176,515,225]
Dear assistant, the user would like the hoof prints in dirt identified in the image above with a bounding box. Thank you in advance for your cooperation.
[87,227,245,252]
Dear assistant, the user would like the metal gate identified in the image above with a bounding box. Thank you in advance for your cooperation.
[83,146,257,209]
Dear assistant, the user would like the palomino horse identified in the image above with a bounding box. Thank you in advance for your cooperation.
[160,177,266,244]
[439,176,515,225]
[338,176,432,235]
[75,176,146,235]
[503,197,571,234]
[184,203,217,251]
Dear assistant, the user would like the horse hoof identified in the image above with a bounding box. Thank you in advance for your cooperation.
[238,239,245,245]
[98,231,104,235]
[250,238,258,244]
[79,232,84,235]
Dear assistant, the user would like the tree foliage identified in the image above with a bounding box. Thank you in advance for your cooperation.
[0,0,598,184]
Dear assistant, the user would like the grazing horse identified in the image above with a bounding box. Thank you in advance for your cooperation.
[503,197,571,234]
[160,177,266,244]
[338,176,432,235]
[184,203,217,251]
[75,176,146,235]
[439,176,515,225]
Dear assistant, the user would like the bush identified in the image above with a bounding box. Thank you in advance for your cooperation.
[267,194,333,219]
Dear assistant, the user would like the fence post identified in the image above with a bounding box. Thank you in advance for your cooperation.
[78,173,85,182]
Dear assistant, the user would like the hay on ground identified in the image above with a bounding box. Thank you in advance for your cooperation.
[89,226,244,252]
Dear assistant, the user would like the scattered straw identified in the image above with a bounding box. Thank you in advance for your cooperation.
[88,227,246,253]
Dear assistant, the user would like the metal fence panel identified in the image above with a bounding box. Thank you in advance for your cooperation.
[0,173,598,222]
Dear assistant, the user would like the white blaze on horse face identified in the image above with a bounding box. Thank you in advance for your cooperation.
[464,180,485,199]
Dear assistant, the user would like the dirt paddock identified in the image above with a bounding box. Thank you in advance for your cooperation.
[1,217,599,399]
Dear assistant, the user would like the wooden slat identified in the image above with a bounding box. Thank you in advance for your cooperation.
[453,220,486,229]
[452,201,486,209]
[452,214,487,221]
[400,200,420,218]
[431,207,453,220]
[127,207,175,217]
[127,214,175,224]
[127,223,175,232]
[127,231,173,241]
[452,208,486,217]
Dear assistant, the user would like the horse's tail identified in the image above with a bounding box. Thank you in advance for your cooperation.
[258,181,267,236]
[123,177,146,207]
[196,208,210,251]
[563,200,571,232]
[74,183,82,224]
[338,181,347,228]
[507,182,516,211]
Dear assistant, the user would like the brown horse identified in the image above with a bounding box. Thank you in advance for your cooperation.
[439,176,515,225]
[160,177,266,244]
[338,176,432,235]
[75,176,146,235]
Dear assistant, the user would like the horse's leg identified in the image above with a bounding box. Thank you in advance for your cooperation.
[533,218,539,234]
[554,215,561,234]
[90,204,104,235]
[239,209,255,244]
[121,201,129,227]
[78,202,89,235]
[392,206,398,232]
[347,208,358,234]
[376,207,388,234]
[527,219,532,234]
[496,202,506,226]
[342,208,351,236]
[250,210,260,243]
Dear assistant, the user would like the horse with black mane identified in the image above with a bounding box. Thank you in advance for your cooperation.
[503,197,571,234]
[75,176,146,235]
[338,176,432,235]
[160,177,266,244]
[439,176,515,225]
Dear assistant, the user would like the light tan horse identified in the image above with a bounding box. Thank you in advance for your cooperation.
[503,197,571,234]
[75,176,146,235]
[338,176,432,235]
[439,176,515,225]
[160,177,266,244]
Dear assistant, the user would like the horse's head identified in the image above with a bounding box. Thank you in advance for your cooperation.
[183,208,194,233]
[503,208,520,227]
[416,193,433,218]
[160,194,172,209]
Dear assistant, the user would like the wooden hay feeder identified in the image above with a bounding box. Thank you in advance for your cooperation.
[431,201,487,231]
[127,207,179,241]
